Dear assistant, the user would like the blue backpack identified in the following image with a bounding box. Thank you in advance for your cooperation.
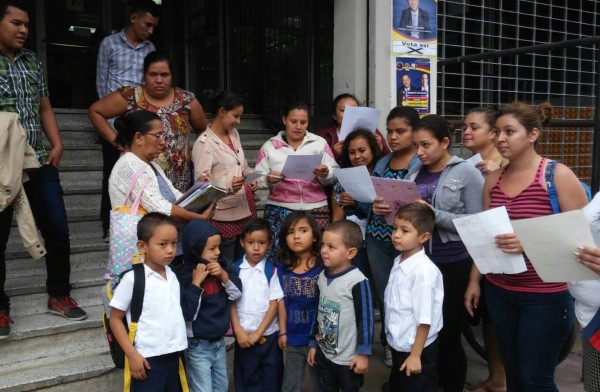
[234,258,276,283]
[544,159,592,214]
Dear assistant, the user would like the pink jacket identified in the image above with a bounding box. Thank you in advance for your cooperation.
[255,131,338,210]
[191,126,253,221]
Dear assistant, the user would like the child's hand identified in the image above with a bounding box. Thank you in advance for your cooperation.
[128,351,151,380]
[400,354,422,376]
[248,331,261,346]
[349,354,369,374]
[235,329,253,349]
[278,334,287,350]
[307,347,317,366]
[192,263,210,287]
[207,261,228,283]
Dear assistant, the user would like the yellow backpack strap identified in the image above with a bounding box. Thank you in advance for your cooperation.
[179,356,189,392]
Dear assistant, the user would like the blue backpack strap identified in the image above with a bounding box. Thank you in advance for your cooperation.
[544,159,560,214]
[234,258,243,276]
[264,261,275,285]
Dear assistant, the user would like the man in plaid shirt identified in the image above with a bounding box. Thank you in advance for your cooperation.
[0,0,87,340]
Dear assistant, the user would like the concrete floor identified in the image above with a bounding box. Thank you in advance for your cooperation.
[225,320,584,391]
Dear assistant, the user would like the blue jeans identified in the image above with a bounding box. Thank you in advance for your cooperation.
[366,234,399,346]
[485,280,575,392]
[0,165,71,310]
[185,338,228,392]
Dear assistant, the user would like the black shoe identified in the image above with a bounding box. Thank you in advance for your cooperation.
[0,309,13,339]
[102,229,109,243]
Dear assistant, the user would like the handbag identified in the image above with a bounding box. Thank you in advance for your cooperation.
[104,171,151,279]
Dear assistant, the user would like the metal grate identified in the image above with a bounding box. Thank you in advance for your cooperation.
[438,0,600,182]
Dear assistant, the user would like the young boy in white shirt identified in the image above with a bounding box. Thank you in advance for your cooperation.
[110,213,194,391]
[230,219,284,391]
[385,203,444,391]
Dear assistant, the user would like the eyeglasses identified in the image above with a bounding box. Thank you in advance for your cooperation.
[144,132,165,141]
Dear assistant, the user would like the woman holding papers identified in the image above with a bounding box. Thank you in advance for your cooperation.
[331,129,383,276]
[401,114,484,392]
[464,101,587,391]
[191,91,258,266]
[571,193,600,392]
[317,93,390,161]
[255,101,338,256]
[109,110,214,259]
[462,107,507,392]
[348,106,419,368]
[462,106,508,176]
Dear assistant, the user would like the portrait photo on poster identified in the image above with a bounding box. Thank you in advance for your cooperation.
[396,57,431,117]
[392,0,437,41]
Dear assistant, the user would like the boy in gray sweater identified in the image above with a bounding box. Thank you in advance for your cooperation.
[308,220,374,392]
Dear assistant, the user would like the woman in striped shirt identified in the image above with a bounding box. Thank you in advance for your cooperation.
[465,101,588,391]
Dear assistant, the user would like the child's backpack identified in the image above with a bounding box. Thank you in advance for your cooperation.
[234,258,275,283]
[101,262,145,369]
[545,159,592,214]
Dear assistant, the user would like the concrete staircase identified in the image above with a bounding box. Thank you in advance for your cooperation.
[0,109,274,391]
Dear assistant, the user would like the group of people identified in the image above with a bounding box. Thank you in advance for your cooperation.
[0,1,599,392]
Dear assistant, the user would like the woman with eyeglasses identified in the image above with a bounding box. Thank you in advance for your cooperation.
[108,110,214,229]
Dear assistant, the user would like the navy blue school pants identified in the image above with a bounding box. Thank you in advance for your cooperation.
[233,332,283,392]
[131,351,184,392]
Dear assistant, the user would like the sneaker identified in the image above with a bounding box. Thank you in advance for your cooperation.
[384,346,393,367]
[0,310,13,339]
[48,296,88,321]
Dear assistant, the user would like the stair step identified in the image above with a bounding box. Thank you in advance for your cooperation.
[6,246,107,280]
[7,214,103,246]
[2,304,104,342]
[5,236,107,260]
[0,353,116,392]
[62,187,102,210]
[60,168,103,186]
[61,145,102,167]
[0,322,106,373]
[7,268,106,317]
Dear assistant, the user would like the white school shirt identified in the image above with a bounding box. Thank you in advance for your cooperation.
[384,249,444,352]
[235,257,284,336]
[110,264,187,358]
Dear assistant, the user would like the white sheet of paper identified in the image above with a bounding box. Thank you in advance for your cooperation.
[333,167,376,203]
[466,153,482,165]
[511,210,598,282]
[339,106,380,141]
[244,171,266,184]
[281,154,323,181]
[453,207,526,274]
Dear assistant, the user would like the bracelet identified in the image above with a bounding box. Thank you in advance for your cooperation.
[278,332,287,337]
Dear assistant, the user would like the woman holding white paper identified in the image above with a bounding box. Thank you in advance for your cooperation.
[317,93,390,161]
[462,107,508,392]
[331,129,382,275]
[255,101,338,257]
[464,101,587,392]
[191,91,258,266]
[400,114,484,392]
[462,106,508,176]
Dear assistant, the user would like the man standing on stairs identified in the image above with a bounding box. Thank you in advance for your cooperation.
[95,0,160,243]
[0,0,87,339]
